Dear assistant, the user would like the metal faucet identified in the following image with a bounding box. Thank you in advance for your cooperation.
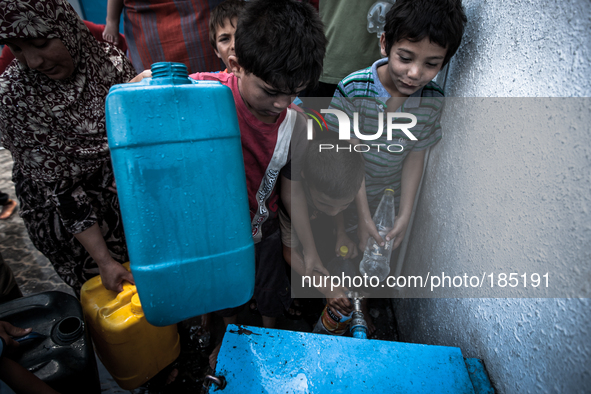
[348,292,368,339]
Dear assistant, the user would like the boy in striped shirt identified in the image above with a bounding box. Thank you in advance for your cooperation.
[326,0,467,256]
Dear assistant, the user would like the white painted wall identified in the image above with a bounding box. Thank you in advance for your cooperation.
[67,0,84,18]
[394,0,591,393]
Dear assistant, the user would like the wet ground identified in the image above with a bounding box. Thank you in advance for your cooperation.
[0,148,398,393]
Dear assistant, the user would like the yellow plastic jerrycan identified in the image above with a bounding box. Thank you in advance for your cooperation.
[80,263,180,390]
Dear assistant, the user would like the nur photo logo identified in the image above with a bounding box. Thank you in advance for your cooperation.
[304,108,418,152]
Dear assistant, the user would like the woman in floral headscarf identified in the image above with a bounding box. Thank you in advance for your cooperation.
[0,0,137,294]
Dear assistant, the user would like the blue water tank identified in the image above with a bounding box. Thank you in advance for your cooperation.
[209,325,495,394]
[106,62,254,326]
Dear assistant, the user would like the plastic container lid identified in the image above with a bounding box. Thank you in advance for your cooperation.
[339,246,349,257]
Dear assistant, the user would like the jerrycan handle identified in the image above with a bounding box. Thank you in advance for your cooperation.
[130,293,144,316]
[117,282,145,316]
[150,62,191,85]
[116,281,136,302]
[100,281,138,318]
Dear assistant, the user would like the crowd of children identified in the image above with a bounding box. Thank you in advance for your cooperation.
[0,0,467,387]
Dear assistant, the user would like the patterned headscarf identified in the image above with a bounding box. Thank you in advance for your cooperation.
[0,0,136,182]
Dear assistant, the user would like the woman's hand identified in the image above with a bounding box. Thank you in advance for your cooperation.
[73,223,134,292]
[98,258,134,292]
[128,69,151,83]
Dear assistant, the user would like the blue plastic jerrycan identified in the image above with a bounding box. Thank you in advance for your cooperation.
[106,62,254,326]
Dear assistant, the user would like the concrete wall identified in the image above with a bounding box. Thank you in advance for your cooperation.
[395,1,591,393]
[66,0,84,19]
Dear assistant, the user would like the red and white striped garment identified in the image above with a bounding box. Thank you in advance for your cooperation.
[123,0,225,73]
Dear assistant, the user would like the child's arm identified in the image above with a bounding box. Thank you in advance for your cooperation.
[128,69,152,83]
[284,245,352,317]
[0,357,60,394]
[0,321,59,394]
[281,176,329,279]
[384,149,426,249]
[354,177,384,252]
[103,0,124,45]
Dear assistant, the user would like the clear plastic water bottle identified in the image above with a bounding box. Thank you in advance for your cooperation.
[367,1,395,38]
[359,189,396,282]
[312,246,354,336]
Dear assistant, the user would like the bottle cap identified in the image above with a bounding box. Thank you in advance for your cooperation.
[385,188,394,192]
[339,245,348,257]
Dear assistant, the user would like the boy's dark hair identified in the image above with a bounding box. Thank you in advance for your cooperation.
[383,0,467,67]
[303,140,365,200]
[208,0,245,49]
[234,0,326,93]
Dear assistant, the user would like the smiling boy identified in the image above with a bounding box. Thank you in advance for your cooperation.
[326,0,467,255]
